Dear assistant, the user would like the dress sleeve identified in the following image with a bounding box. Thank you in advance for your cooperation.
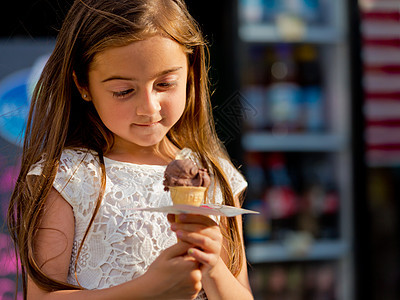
[27,149,102,209]
[205,157,247,210]
[219,158,248,197]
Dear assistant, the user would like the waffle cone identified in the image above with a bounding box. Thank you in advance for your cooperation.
[169,186,207,206]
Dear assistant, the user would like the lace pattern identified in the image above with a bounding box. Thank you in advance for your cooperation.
[28,148,247,297]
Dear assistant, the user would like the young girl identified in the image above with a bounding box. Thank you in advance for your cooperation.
[7,0,253,299]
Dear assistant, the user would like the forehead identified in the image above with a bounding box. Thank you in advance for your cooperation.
[90,36,189,74]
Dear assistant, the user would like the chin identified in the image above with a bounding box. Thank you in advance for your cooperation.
[133,137,165,148]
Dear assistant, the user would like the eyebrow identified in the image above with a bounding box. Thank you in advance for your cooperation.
[101,66,183,83]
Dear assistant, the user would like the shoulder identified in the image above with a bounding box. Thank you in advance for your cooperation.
[54,148,102,206]
[28,148,100,174]
[26,148,102,213]
[55,148,101,184]
[58,148,100,172]
[27,148,99,176]
[60,147,99,164]
[218,157,248,197]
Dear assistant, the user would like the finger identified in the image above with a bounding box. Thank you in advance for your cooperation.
[175,255,202,275]
[180,253,200,265]
[171,222,207,233]
[176,231,221,254]
[163,240,193,258]
[187,247,217,267]
[173,223,221,241]
[167,213,176,223]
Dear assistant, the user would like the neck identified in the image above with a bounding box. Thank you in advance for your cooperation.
[105,137,179,165]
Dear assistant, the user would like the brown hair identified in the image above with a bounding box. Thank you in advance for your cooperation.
[7,0,245,296]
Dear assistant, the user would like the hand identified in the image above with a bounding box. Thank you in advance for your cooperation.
[144,241,202,299]
[168,214,223,276]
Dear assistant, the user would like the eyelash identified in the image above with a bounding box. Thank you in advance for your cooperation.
[157,82,176,89]
[113,89,134,98]
[112,82,176,98]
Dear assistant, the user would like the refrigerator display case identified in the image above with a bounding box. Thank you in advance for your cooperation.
[237,1,354,299]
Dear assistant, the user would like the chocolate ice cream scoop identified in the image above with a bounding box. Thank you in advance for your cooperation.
[163,158,211,191]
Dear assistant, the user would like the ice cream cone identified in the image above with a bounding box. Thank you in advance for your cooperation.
[169,186,207,206]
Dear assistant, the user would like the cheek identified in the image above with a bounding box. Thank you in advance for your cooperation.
[164,89,186,121]
[88,85,126,118]
[92,99,129,125]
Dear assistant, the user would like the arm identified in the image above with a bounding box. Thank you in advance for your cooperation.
[28,188,202,300]
[169,196,254,300]
[201,211,253,300]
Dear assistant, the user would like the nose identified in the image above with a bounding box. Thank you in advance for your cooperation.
[136,88,161,116]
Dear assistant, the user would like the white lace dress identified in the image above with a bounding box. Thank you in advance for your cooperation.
[29,148,247,298]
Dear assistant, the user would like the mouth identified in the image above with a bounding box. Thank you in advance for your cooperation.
[133,120,161,127]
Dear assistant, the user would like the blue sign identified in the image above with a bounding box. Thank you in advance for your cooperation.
[0,55,48,147]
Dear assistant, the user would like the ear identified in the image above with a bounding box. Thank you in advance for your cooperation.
[73,71,91,101]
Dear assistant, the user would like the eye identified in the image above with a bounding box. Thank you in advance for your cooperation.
[156,81,176,89]
[113,89,134,98]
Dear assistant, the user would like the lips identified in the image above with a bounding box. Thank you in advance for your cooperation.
[133,120,161,127]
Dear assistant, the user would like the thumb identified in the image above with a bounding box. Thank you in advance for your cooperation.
[163,241,192,259]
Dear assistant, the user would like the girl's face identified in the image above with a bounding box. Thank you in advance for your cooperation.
[84,35,188,154]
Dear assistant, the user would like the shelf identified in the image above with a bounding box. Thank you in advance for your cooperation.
[246,240,349,263]
[239,23,344,43]
[238,0,354,298]
[242,133,348,152]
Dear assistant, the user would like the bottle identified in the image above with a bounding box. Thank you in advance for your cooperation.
[242,86,267,131]
[266,44,302,133]
[264,152,298,240]
[297,183,322,237]
[243,153,271,242]
[244,199,271,242]
[242,46,270,130]
[319,183,339,239]
[245,152,267,198]
[296,44,324,132]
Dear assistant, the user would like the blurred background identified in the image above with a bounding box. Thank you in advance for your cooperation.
[0,0,399,299]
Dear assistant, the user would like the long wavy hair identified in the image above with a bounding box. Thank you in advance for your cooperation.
[7,0,245,297]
